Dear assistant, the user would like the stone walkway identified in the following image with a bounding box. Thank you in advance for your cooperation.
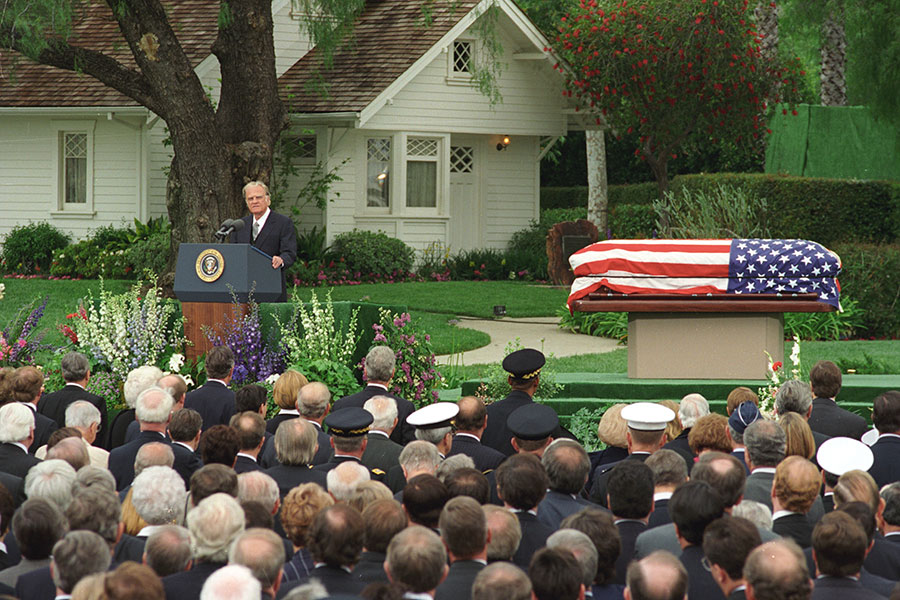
[437,316,621,366]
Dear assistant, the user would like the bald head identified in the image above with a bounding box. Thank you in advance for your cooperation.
[455,396,487,433]
[743,540,811,600]
[47,437,89,471]
[135,442,175,476]
[625,551,688,600]
[157,374,187,407]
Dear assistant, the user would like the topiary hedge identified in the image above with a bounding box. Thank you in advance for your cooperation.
[831,243,900,339]
[327,230,416,279]
[1,222,70,275]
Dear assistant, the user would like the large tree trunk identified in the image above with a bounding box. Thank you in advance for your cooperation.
[585,129,609,235]
[754,1,779,63]
[820,5,847,106]
[644,147,670,236]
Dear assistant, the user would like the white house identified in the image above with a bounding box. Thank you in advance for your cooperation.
[0,0,582,253]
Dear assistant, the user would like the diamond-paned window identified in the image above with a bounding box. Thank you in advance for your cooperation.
[453,40,472,73]
[367,138,391,208]
[367,138,391,162]
[407,138,438,158]
[63,133,88,204]
[450,146,474,173]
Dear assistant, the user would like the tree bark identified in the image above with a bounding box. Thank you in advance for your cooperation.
[585,129,609,236]
[820,4,847,106]
[645,148,670,236]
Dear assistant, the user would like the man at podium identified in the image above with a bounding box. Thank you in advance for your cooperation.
[231,181,297,301]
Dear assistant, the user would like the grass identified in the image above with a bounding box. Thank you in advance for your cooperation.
[409,311,490,355]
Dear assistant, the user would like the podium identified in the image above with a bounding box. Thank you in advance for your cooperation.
[174,243,282,360]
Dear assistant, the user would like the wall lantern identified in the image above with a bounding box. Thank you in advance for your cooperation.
[496,135,510,151]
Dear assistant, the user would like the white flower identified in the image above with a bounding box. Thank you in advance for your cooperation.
[169,353,185,372]
[183,375,195,388]
[0,282,4,301]
[265,373,280,386]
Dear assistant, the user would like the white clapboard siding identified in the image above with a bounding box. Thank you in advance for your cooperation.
[482,135,539,248]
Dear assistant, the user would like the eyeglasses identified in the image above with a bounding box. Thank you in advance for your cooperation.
[701,557,713,572]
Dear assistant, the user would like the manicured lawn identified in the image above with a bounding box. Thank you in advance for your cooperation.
[409,311,490,355]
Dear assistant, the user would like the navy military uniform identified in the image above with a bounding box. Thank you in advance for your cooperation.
[313,408,386,483]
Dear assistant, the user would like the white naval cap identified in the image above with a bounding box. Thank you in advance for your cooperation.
[861,428,880,447]
[621,402,676,431]
[406,401,460,429]
[816,436,874,475]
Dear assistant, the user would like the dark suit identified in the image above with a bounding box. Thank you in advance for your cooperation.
[448,434,504,473]
[588,445,629,493]
[264,463,328,498]
[171,441,204,486]
[333,386,416,446]
[108,430,169,490]
[537,489,601,531]
[15,564,55,600]
[361,431,403,474]
[615,520,647,584]
[234,454,262,474]
[107,408,135,450]
[37,384,108,447]
[114,534,146,564]
[266,412,296,435]
[743,469,776,509]
[863,534,900,581]
[304,565,364,596]
[648,497,671,529]
[0,443,40,479]
[435,560,485,600]
[680,545,726,600]
[0,471,25,507]
[163,561,225,600]
[483,390,574,457]
[811,576,886,600]
[773,513,813,548]
[124,418,141,444]
[512,511,552,570]
[590,453,651,507]
[232,209,297,302]
[260,419,331,468]
[184,380,235,433]
[23,405,57,455]
[869,435,900,489]
[662,429,695,473]
[353,550,388,585]
[808,397,868,441]
[593,584,626,600]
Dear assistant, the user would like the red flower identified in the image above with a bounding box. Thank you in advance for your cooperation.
[772,361,783,372]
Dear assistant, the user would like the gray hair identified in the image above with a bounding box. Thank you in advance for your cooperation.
[297,382,330,419]
[743,419,786,468]
[46,437,89,471]
[274,418,318,466]
[416,426,452,446]
[51,531,111,594]
[472,562,532,600]
[281,580,328,600]
[237,471,280,514]
[326,462,370,502]
[124,365,165,408]
[0,402,34,443]
[25,459,77,511]
[364,395,398,431]
[733,499,773,531]
[59,352,90,382]
[187,493,245,563]
[66,487,121,546]
[484,504,522,562]
[882,483,900,527]
[135,386,174,423]
[679,393,709,428]
[645,448,689,488]
[728,424,746,446]
[242,180,270,198]
[65,400,101,429]
[399,440,442,474]
[542,439,591,495]
[385,525,447,593]
[775,379,813,416]
[228,528,286,589]
[73,465,116,494]
[365,346,396,382]
[547,528,598,588]
[133,466,187,525]
[145,525,192,577]
[135,442,175,475]
[200,564,261,600]
[436,454,475,484]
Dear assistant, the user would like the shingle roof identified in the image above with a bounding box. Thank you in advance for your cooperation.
[278,0,480,114]
[0,1,219,107]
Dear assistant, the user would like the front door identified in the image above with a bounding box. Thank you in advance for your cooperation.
[449,136,481,251]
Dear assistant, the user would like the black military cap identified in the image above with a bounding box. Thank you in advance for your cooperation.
[502,348,545,379]
[324,407,373,437]
[507,403,558,441]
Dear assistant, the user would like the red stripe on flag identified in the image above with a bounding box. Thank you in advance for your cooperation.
[571,259,730,279]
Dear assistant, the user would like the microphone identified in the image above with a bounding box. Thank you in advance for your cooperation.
[215,218,244,241]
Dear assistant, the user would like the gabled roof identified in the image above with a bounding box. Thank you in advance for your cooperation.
[278,0,481,114]
[0,1,218,107]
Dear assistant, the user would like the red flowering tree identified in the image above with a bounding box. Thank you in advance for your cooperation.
[553,0,805,225]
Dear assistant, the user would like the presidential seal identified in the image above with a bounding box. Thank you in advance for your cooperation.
[195,249,225,282]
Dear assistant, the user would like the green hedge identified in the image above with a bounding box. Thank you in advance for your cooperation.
[831,244,900,339]
[542,174,900,245]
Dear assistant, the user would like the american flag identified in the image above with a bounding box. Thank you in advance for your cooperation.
[568,239,841,311]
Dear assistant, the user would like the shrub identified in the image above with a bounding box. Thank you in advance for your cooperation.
[122,231,170,278]
[473,339,563,402]
[610,204,655,238]
[50,220,172,280]
[831,243,900,338]
[2,222,70,275]
[368,310,442,407]
[447,248,507,280]
[655,183,770,239]
[328,230,415,278]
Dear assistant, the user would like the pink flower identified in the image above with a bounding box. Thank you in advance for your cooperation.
[16,339,26,348]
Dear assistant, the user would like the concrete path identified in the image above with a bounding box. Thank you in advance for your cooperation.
[437,316,621,366]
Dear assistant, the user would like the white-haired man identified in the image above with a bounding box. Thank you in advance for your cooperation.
[108,387,175,490]
[362,395,403,473]
[326,461,370,503]
[0,403,40,478]
[132,466,187,538]
[24,459,76,511]
[108,364,164,450]
[663,393,709,472]
[42,401,108,468]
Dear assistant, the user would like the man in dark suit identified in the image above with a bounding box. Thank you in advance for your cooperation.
[230,411,266,474]
[771,456,821,549]
[314,407,386,483]
[807,360,868,441]
[303,504,366,596]
[868,391,900,488]
[360,395,403,474]
[37,351,108,448]
[168,408,204,486]
[263,418,327,498]
[0,403,41,479]
[703,516,762,600]
[529,548,584,600]
[448,396,504,473]
[228,528,285,599]
[538,439,600,531]
[259,381,333,468]
[231,180,297,302]
[624,551,688,600]
[353,499,408,585]
[495,452,551,570]
[742,418,786,510]
[645,449,688,529]
[607,460,654,585]
[671,480,727,600]
[775,379,831,461]
[810,511,884,600]
[879,482,900,544]
[435,496,488,600]
[662,393,709,473]
[47,531,112,600]
[384,525,448,599]
[108,387,174,490]
[184,345,236,433]
[744,539,813,600]
[333,346,416,445]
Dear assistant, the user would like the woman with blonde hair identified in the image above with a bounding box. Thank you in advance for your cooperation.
[779,412,816,460]
[266,369,309,434]
[594,404,629,468]
[659,400,683,443]
[280,482,334,583]
[12,365,57,451]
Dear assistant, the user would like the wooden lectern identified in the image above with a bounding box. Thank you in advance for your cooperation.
[173,243,282,361]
